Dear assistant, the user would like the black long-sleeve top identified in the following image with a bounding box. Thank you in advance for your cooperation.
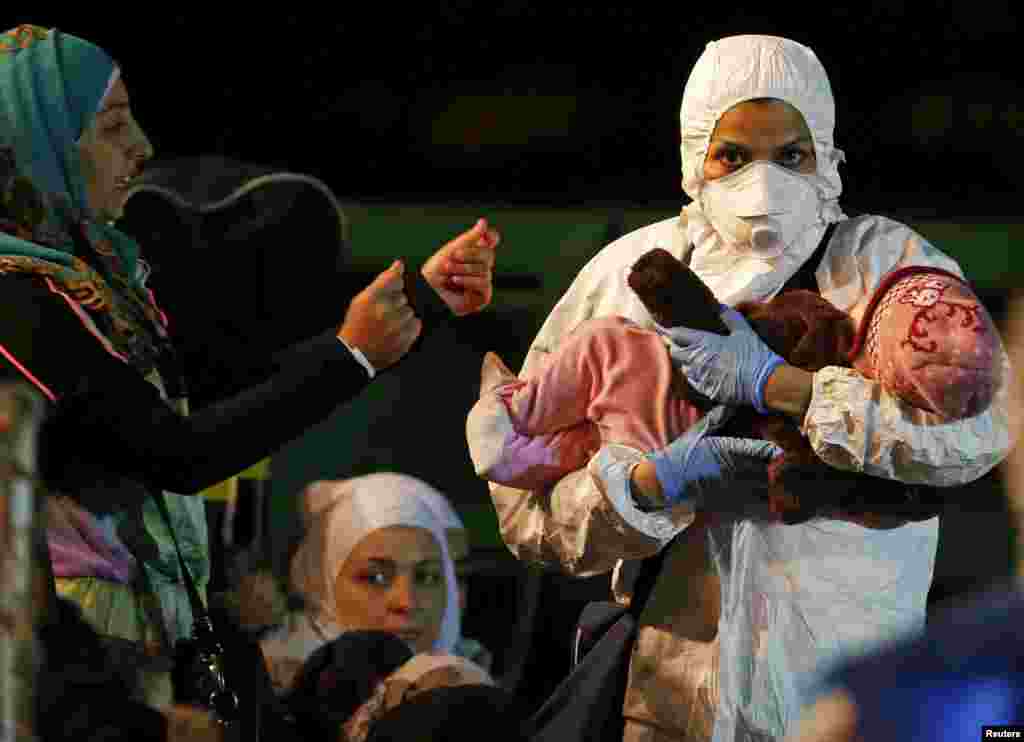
[0,268,451,496]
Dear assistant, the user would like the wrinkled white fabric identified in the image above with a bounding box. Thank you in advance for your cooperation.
[289,473,461,654]
[708,516,938,738]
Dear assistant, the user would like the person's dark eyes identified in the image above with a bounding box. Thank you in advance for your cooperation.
[778,147,812,169]
[718,147,746,167]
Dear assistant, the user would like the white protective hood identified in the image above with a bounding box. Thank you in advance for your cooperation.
[679,35,848,305]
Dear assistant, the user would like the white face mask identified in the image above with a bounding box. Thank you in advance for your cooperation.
[699,161,827,258]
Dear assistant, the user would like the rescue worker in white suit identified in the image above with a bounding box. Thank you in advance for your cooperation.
[473,35,1014,742]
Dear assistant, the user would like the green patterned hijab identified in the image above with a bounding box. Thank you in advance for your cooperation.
[0,24,171,376]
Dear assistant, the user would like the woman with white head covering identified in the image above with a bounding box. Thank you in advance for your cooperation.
[261,473,464,693]
[476,35,1013,741]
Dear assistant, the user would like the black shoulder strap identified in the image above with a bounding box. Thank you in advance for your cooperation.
[151,491,211,629]
[778,221,839,295]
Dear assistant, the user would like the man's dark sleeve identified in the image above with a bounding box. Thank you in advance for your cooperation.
[1,275,372,494]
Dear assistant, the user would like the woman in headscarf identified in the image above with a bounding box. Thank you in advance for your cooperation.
[0,23,499,706]
[480,35,1013,741]
[261,473,484,693]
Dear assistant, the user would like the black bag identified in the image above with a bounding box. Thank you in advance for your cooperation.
[155,490,304,740]
[524,535,670,742]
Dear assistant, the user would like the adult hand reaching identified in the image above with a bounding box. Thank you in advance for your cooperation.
[421,218,501,316]
[657,306,785,413]
[337,260,422,371]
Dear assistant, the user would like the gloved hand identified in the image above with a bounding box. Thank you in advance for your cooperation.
[646,405,782,506]
[657,305,786,413]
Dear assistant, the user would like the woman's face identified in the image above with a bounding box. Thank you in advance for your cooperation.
[77,77,154,223]
[703,99,817,182]
[334,526,447,654]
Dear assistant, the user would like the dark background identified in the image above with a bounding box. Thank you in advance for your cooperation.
[28,2,1023,216]
[20,6,1022,703]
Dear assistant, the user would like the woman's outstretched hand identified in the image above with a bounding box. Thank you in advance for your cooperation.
[422,218,501,316]
[337,260,422,371]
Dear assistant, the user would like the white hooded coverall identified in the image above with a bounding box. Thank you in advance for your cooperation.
[477,35,1014,742]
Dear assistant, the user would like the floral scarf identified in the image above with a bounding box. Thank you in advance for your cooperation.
[0,24,173,378]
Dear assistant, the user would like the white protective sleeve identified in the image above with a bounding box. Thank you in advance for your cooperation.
[806,215,1014,486]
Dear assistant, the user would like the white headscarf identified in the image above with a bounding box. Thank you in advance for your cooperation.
[289,473,461,654]
[412,486,467,562]
[414,488,465,533]
[678,35,848,305]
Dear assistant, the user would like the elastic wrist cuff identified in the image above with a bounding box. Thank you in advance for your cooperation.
[649,451,698,508]
[753,354,786,414]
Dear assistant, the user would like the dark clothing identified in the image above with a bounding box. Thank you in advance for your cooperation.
[2,263,451,649]
[0,268,448,495]
[36,599,168,741]
[8,265,452,739]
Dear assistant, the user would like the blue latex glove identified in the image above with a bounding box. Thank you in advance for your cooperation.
[656,305,786,414]
[646,405,782,506]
